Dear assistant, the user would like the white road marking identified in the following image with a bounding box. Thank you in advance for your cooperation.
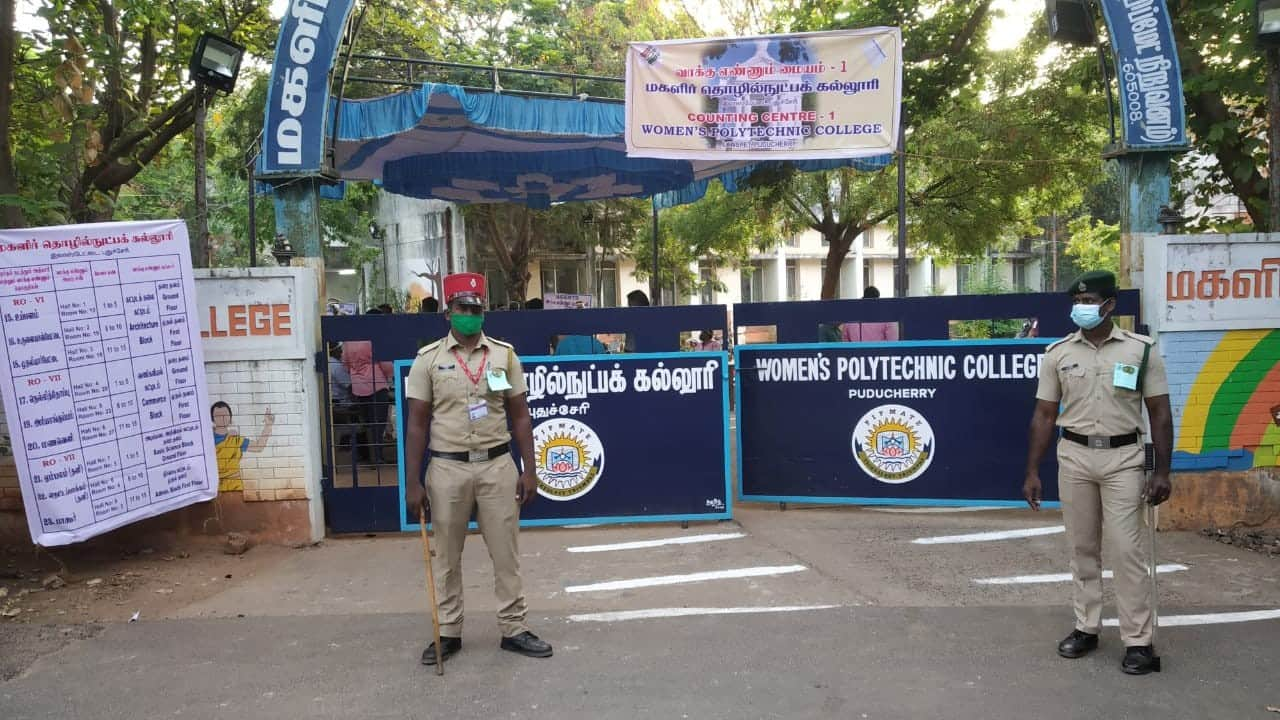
[1103,609,1280,627]
[870,506,1010,514]
[912,526,1066,545]
[565,565,807,593]
[974,564,1189,585]
[568,605,840,623]
[567,532,745,553]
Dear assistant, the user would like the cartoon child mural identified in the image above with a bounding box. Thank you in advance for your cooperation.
[211,402,275,492]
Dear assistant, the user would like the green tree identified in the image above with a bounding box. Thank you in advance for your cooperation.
[1169,0,1270,230]
[0,0,275,228]
[749,0,1107,299]
[629,183,783,300]
[1063,215,1120,274]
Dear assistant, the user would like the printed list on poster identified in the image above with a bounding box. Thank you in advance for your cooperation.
[0,221,217,546]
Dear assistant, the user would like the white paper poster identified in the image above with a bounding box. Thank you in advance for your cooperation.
[0,220,218,546]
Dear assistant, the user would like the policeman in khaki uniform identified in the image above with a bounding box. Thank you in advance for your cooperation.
[1024,270,1173,675]
[404,272,552,664]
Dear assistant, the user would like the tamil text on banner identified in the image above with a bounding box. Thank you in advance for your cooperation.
[626,28,901,160]
[737,341,1057,505]
[0,221,218,545]
[1098,0,1187,150]
[261,0,358,174]
[395,352,731,527]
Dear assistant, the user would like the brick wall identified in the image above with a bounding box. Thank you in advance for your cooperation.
[1160,330,1224,449]
[202,358,311,502]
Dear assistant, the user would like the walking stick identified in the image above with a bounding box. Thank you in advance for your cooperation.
[1144,443,1162,672]
[418,505,444,675]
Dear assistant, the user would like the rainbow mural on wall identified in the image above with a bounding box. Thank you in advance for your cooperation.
[1169,329,1280,471]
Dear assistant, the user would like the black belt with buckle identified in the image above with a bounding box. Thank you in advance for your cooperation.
[430,444,510,463]
[1062,430,1138,449]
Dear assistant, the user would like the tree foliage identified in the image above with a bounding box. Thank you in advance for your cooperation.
[746,0,1107,298]
[629,183,783,298]
[1063,215,1120,274]
[1,0,275,228]
[1169,0,1269,230]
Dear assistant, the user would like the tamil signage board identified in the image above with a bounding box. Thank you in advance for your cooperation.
[260,0,358,175]
[737,341,1059,506]
[625,28,902,160]
[394,352,731,528]
[195,269,313,361]
[0,221,218,545]
[1144,234,1280,332]
[1098,0,1187,150]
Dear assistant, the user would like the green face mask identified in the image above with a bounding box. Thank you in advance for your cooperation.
[450,312,484,336]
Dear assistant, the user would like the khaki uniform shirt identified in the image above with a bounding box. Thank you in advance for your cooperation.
[1035,325,1169,437]
[405,333,528,452]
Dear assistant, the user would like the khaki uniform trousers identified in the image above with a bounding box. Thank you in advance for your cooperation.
[1057,439,1153,646]
[426,454,528,638]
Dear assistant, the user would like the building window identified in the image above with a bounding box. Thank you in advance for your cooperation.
[1012,259,1027,291]
[598,262,618,307]
[741,261,764,303]
[786,260,799,300]
[863,263,873,293]
[931,263,942,293]
[863,229,874,248]
[786,234,800,248]
[699,264,716,305]
[540,261,582,295]
[957,264,972,294]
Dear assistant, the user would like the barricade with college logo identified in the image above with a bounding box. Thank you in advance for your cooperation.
[394,352,732,529]
[736,340,1059,506]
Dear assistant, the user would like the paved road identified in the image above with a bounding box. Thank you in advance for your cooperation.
[3,505,1279,719]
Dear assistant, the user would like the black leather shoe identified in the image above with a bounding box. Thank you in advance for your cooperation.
[1121,645,1159,675]
[500,631,553,658]
[420,636,461,665]
[1057,630,1099,658]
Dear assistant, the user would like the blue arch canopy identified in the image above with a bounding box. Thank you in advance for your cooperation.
[331,83,891,208]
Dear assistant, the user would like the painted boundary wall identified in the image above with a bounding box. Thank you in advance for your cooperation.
[1144,234,1280,529]
[1,268,325,545]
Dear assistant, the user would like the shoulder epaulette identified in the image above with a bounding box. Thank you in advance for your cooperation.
[1045,335,1074,353]
[416,339,444,356]
[1121,329,1155,346]
[487,337,515,350]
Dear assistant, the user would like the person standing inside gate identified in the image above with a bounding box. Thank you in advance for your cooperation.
[1022,270,1173,675]
[403,272,552,665]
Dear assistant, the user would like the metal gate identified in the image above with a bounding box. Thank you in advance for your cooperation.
[317,305,729,533]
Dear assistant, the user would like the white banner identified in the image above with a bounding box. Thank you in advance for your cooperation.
[625,28,902,160]
[0,220,217,546]
[1145,234,1280,332]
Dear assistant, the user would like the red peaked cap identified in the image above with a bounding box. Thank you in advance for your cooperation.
[443,272,486,306]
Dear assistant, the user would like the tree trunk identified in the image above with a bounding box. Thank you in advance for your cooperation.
[0,0,23,228]
[819,229,854,300]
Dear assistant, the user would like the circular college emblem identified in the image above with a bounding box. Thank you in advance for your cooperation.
[533,419,605,501]
[851,404,935,484]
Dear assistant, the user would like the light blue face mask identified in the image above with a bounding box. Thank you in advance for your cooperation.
[1070,303,1105,330]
